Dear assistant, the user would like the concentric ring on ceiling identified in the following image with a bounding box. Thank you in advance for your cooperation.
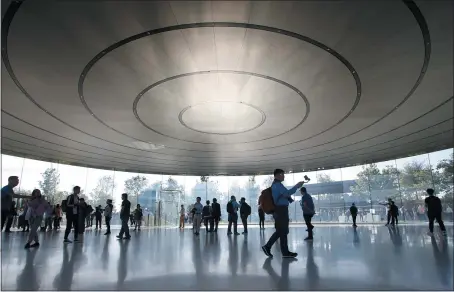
[79,22,360,147]
[132,70,309,143]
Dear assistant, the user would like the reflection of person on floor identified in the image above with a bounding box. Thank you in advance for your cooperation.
[192,197,203,236]
[227,196,240,235]
[301,187,315,241]
[117,193,131,240]
[430,236,451,287]
[211,198,221,232]
[239,197,251,234]
[305,241,319,290]
[203,200,214,232]
[53,245,83,290]
[425,189,447,236]
[117,241,129,289]
[350,203,358,227]
[16,249,39,291]
[262,255,298,290]
[227,235,239,276]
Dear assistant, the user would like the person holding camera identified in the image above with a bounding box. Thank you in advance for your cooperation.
[261,169,307,258]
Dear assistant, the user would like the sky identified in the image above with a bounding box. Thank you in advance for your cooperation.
[1,148,452,209]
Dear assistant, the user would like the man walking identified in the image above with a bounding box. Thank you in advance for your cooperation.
[240,197,251,234]
[301,187,315,240]
[262,169,304,258]
[425,188,447,236]
[350,203,358,227]
[227,196,240,235]
[117,193,131,240]
[64,186,81,243]
[211,198,221,232]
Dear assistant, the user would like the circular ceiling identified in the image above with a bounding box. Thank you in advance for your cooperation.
[1,0,453,175]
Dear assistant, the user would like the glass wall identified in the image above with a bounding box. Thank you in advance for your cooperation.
[1,148,452,227]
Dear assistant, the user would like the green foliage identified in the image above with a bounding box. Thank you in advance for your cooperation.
[316,173,334,183]
[124,175,148,205]
[90,175,116,208]
[38,168,60,204]
[350,164,399,202]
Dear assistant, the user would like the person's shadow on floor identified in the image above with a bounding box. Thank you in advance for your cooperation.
[431,236,452,288]
[16,249,39,291]
[262,256,298,290]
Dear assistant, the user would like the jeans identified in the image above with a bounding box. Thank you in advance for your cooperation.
[64,213,79,240]
[204,217,214,231]
[428,213,446,233]
[227,213,238,234]
[96,216,102,229]
[265,206,289,255]
[241,215,248,233]
[105,216,111,233]
[352,214,357,226]
[119,218,130,238]
[28,216,43,243]
[259,212,265,228]
[304,214,314,238]
[213,216,220,231]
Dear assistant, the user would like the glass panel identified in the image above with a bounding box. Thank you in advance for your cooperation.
[429,149,453,221]
[341,165,368,223]
[1,155,25,193]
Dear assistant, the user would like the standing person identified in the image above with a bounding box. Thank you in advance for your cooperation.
[192,197,203,236]
[239,198,251,234]
[390,201,399,225]
[226,196,240,236]
[95,205,103,230]
[179,205,186,229]
[2,176,31,231]
[133,204,143,231]
[44,202,54,231]
[301,187,315,241]
[350,203,358,227]
[258,205,265,230]
[117,193,131,240]
[63,186,81,243]
[24,189,52,249]
[211,198,221,232]
[380,198,393,226]
[104,199,113,235]
[77,198,89,243]
[54,204,62,230]
[202,200,214,232]
[425,189,447,236]
[262,169,304,258]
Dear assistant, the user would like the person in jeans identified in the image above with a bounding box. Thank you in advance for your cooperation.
[425,188,447,236]
[64,186,81,243]
[211,198,221,232]
[301,187,315,240]
[117,193,131,240]
[227,196,240,235]
[104,199,113,235]
[192,197,203,236]
[24,189,52,249]
[262,169,304,258]
[2,176,31,231]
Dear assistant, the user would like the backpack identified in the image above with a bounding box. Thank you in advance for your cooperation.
[202,205,211,217]
[243,203,251,216]
[226,202,234,214]
[259,187,275,214]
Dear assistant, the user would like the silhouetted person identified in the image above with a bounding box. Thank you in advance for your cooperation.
[390,201,399,225]
[211,198,221,232]
[350,203,358,227]
[240,197,251,234]
[192,197,203,236]
[301,187,315,240]
[95,205,103,230]
[117,193,131,240]
[2,176,30,231]
[227,196,240,235]
[382,198,392,226]
[104,199,113,235]
[258,205,265,229]
[202,200,214,232]
[64,186,81,243]
[133,204,143,231]
[425,188,447,236]
[262,169,305,258]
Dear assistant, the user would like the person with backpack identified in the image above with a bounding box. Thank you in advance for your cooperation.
[350,203,358,227]
[133,204,143,231]
[300,187,315,240]
[202,200,214,232]
[104,199,113,235]
[227,196,240,235]
[425,188,447,236]
[211,198,221,232]
[239,197,251,234]
[261,169,305,259]
[64,186,81,243]
[192,197,203,236]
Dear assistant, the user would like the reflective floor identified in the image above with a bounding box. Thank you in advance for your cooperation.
[1,224,453,290]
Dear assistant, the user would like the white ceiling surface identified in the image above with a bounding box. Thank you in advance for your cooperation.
[1,1,453,175]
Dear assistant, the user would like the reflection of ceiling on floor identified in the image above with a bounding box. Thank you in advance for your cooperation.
[1,1,453,175]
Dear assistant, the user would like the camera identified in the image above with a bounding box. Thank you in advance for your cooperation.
[304,175,310,182]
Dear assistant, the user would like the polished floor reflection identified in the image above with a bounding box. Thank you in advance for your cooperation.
[1,224,453,290]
